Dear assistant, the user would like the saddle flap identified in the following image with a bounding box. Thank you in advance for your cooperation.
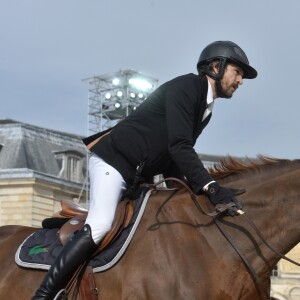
[59,214,86,245]
[99,199,134,251]
[124,200,134,228]
[59,199,135,250]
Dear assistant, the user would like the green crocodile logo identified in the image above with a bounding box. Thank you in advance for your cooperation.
[29,245,49,256]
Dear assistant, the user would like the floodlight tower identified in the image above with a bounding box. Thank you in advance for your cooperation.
[83,69,159,135]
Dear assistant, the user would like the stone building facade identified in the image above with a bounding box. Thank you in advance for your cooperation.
[0,119,88,227]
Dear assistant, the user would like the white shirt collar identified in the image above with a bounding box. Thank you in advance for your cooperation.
[206,79,214,105]
[202,79,214,121]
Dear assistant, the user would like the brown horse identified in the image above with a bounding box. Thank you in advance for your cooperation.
[0,156,299,300]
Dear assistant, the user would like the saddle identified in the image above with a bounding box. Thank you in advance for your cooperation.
[55,198,134,251]
[52,198,134,299]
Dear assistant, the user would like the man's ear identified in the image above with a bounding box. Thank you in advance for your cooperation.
[212,63,220,75]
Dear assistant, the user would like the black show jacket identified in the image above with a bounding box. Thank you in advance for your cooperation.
[83,73,215,194]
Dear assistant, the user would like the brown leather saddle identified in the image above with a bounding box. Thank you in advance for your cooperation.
[54,198,134,251]
[52,198,134,300]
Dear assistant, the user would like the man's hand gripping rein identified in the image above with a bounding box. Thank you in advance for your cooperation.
[204,182,245,216]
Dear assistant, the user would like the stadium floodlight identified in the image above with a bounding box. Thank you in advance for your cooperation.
[117,91,123,98]
[128,78,152,91]
[84,69,158,133]
[105,92,111,100]
[112,78,120,86]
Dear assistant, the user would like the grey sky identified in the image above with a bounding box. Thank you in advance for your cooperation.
[1,0,299,159]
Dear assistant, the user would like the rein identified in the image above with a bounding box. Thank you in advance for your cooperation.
[149,177,300,300]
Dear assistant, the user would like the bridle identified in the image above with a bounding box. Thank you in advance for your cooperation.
[149,178,300,300]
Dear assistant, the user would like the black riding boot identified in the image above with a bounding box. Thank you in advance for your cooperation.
[32,224,98,300]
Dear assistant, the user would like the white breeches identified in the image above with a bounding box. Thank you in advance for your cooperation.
[85,153,127,244]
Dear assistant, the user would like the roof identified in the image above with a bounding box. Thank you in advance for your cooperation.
[0,118,87,177]
[0,118,84,140]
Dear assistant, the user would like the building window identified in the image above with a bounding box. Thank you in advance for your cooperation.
[271,265,278,277]
[66,155,80,182]
[54,150,85,182]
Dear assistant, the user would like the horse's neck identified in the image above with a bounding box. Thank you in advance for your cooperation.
[220,166,300,271]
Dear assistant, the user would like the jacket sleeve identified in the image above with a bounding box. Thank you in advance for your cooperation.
[162,160,185,180]
[165,79,214,194]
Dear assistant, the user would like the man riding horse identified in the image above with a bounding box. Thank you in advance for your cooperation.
[32,40,257,299]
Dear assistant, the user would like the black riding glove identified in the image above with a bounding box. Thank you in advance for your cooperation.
[204,182,244,216]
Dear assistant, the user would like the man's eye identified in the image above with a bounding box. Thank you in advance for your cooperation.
[236,69,243,76]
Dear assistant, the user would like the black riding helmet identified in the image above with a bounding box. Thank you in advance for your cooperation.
[197,41,257,80]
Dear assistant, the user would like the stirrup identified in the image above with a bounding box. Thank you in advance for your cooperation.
[54,289,67,300]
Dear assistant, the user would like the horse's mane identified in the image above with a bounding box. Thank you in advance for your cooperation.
[209,155,289,180]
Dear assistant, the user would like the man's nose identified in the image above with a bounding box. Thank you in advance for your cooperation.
[238,76,244,85]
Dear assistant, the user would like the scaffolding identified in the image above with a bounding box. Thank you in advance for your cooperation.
[83,69,159,135]
[81,69,159,204]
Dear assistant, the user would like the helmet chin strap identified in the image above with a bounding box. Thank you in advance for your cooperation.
[206,58,227,81]
[206,58,232,99]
